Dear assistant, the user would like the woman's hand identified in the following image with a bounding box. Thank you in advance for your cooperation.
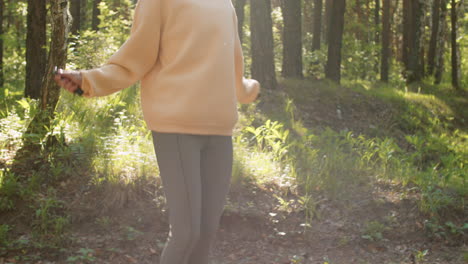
[54,69,83,94]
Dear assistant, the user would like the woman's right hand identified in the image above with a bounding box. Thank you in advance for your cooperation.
[54,69,83,94]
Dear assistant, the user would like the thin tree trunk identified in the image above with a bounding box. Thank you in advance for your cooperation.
[42,0,70,111]
[434,0,448,84]
[92,0,101,31]
[23,0,70,151]
[325,0,346,83]
[281,0,303,78]
[402,0,412,68]
[323,0,333,45]
[312,0,323,51]
[25,0,47,99]
[70,0,81,35]
[233,0,247,43]
[374,0,380,73]
[251,0,277,89]
[407,0,424,83]
[428,0,441,76]
[450,0,461,89]
[0,0,4,88]
[375,0,380,44]
[81,0,87,31]
[381,0,390,82]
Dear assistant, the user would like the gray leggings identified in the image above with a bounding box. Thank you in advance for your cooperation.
[152,132,233,264]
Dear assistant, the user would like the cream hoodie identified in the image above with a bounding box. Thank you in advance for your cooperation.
[80,0,260,136]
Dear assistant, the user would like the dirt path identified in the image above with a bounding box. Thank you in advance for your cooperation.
[2,181,464,264]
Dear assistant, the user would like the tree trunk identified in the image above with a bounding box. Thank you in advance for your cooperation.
[380,0,390,82]
[0,0,4,88]
[434,0,448,84]
[281,0,303,78]
[23,0,70,151]
[251,0,277,89]
[92,0,101,31]
[312,0,323,51]
[70,0,81,35]
[302,0,314,36]
[42,0,70,111]
[450,0,461,89]
[406,0,424,83]
[375,0,380,44]
[323,0,333,45]
[233,0,247,43]
[81,0,87,31]
[325,0,346,83]
[427,0,441,76]
[402,0,412,68]
[25,0,47,99]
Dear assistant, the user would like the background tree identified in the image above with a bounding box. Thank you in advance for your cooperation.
[374,0,380,44]
[323,0,333,45]
[434,0,448,84]
[233,0,247,43]
[70,0,82,35]
[280,0,303,78]
[325,0,346,83]
[450,0,462,89]
[380,0,390,82]
[427,0,442,76]
[312,0,323,51]
[251,0,277,89]
[24,0,70,149]
[406,0,425,83]
[0,0,4,88]
[402,0,411,69]
[25,0,46,99]
[92,0,101,31]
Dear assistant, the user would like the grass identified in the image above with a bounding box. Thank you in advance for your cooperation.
[0,75,466,253]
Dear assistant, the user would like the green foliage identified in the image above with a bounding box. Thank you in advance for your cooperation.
[0,224,10,246]
[32,188,69,243]
[68,0,133,70]
[341,35,380,81]
[0,170,20,211]
[303,44,328,79]
[66,248,96,263]
[361,220,388,242]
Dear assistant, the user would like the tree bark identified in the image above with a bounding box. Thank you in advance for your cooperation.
[25,0,47,99]
[23,0,70,151]
[406,0,424,83]
[402,0,412,68]
[380,0,390,82]
[325,0,346,83]
[233,0,247,43]
[70,0,81,35]
[281,0,303,78]
[42,0,70,111]
[434,0,448,84]
[251,0,277,89]
[450,0,461,89]
[0,0,4,88]
[92,0,101,31]
[427,0,441,76]
[375,0,380,44]
[312,0,323,51]
[323,0,333,45]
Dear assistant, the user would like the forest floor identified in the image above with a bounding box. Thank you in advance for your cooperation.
[1,179,465,264]
[1,80,466,263]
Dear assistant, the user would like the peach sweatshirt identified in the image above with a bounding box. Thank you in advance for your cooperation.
[80,0,260,136]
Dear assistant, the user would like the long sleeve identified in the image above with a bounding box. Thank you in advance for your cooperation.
[233,12,260,104]
[80,0,161,97]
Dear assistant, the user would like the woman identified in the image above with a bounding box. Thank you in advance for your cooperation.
[54,0,260,263]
